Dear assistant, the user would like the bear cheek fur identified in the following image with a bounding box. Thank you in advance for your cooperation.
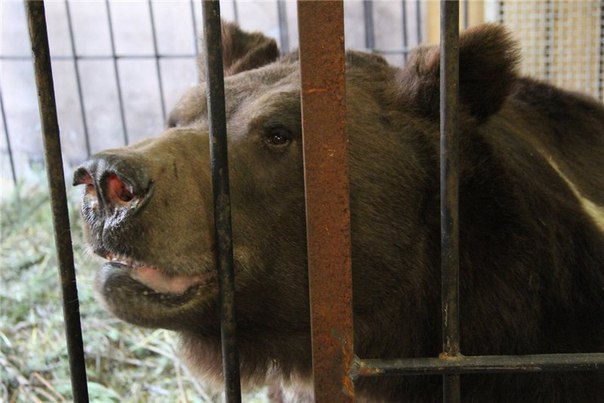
[165,71,315,389]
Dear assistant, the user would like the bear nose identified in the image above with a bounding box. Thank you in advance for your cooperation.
[73,153,153,212]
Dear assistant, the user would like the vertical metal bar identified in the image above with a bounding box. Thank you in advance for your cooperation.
[402,0,409,62]
[463,0,469,30]
[363,0,375,50]
[64,0,92,156]
[25,2,89,402]
[190,0,200,56]
[276,0,290,54]
[200,2,241,402]
[297,1,354,401]
[416,0,423,44]
[440,0,461,402]
[232,0,239,24]
[0,88,18,184]
[147,0,167,121]
[104,0,129,145]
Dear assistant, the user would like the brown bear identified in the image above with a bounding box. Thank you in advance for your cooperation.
[74,22,604,402]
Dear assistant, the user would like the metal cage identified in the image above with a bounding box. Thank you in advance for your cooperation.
[23,1,604,402]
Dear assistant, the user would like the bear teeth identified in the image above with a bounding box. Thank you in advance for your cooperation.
[105,253,138,268]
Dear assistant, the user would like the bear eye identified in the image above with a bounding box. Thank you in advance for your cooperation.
[265,127,293,148]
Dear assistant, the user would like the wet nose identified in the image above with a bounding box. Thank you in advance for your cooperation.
[73,153,153,211]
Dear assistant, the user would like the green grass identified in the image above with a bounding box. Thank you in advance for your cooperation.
[0,173,267,402]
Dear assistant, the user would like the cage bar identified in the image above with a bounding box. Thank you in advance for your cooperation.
[440,1,461,401]
[297,1,355,401]
[190,0,200,56]
[363,0,375,50]
[402,0,409,62]
[24,1,89,401]
[200,2,242,402]
[64,0,92,157]
[416,0,423,44]
[147,0,168,121]
[463,0,469,30]
[0,89,17,184]
[276,0,290,54]
[104,0,129,146]
[353,353,604,378]
[232,0,240,24]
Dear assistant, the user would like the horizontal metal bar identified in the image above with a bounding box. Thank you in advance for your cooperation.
[352,353,604,378]
[368,48,413,55]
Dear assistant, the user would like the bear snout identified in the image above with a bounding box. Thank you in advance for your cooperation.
[73,152,154,216]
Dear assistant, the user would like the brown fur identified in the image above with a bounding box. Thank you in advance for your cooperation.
[75,23,604,402]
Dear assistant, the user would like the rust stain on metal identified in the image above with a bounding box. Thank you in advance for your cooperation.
[297,1,354,402]
[338,331,355,396]
[439,352,463,361]
[305,88,328,94]
[352,357,384,379]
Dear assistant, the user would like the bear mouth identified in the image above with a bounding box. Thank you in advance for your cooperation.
[103,253,217,297]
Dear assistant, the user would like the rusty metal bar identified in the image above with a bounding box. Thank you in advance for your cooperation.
[25,1,89,402]
[352,353,604,378]
[297,1,354,402]
[200,2,241,402]
[440,0,461,402]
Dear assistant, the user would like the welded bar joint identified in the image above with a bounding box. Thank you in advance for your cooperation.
[25,1,89,401]
[440,0,461,401]
[352,353,604,378]
[297,1,355,401]
[200,2,242,402]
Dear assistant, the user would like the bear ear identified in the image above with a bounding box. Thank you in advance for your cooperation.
[397,23,520,121]
[198,21,280,81]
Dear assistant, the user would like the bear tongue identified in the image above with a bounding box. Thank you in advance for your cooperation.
[130,266,205,295]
